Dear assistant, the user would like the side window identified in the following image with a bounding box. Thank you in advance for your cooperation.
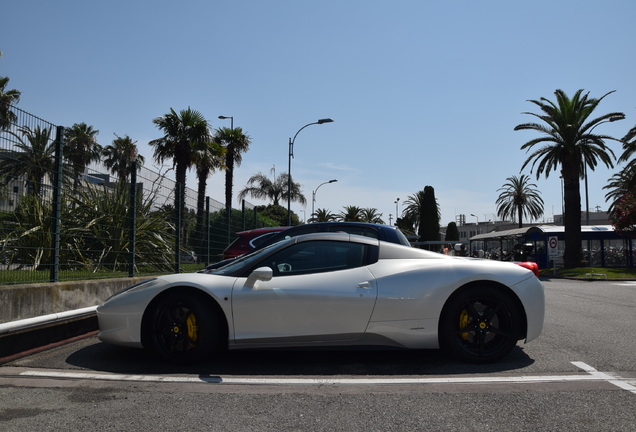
[264,241,370,276]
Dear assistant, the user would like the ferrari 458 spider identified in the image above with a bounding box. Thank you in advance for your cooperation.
[97,233,544,364]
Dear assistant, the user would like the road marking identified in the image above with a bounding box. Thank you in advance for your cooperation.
[19,369,607,384]
[614,282,636,287]
[15,368,631,391]
[572,361,636,395]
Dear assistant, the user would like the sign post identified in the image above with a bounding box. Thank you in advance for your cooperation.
[548,236,559,275]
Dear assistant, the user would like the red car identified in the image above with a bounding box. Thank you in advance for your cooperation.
[222,227,287,259]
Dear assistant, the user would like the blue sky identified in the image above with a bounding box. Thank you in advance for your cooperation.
[2,0,635,226]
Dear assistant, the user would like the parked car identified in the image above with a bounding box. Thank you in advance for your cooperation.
[222,227,287,259]
[98,232,545,364]
[179,250,197,263]
[203,222,411,270]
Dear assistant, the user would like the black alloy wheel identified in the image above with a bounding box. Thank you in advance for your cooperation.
[440,286,520,363]
[146,292,219,364]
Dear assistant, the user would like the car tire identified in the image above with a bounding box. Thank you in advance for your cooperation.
[145,291,220,364]
[440,286,520,363]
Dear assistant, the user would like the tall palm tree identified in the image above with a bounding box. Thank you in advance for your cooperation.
[193,140,225,240]
[214,127,251,214]
[0,126,55,196]
[515,89,624,268]
[149,107,210,224]
[620,125,636,164]
[603,124,636,219]
[102,134,145,182]
[604,166,636,213]
[238,171,305,207]
[360,208,384,224]
[64,122,101,192]
[0,76,21,130]
[496,174,544,228]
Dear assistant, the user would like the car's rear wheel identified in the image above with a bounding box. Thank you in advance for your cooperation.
[145,292,219,364]
[440,286,520,363]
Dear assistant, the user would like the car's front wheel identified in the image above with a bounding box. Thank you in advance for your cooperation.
[145,292,220,364]
[440,286,521,363]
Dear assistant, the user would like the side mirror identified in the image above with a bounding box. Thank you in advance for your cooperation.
[245,266,273,288]
[251,267,273,281]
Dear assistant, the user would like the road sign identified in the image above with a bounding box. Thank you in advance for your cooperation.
[548,236,559,258]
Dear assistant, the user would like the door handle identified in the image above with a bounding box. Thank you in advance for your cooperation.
[357,281,372,290]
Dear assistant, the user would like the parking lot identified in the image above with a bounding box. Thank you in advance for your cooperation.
[1,278,635,431]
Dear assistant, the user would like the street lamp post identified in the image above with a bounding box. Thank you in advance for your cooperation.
[394,198,400,226]
[470,213,479,230]
[311,179,337,222]
[287,118,334,225]
[583,115,625,225]
[218,115,233,130]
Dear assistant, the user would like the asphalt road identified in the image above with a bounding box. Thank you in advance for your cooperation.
[1,278,635,431]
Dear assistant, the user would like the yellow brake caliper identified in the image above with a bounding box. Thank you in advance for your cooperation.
[459,309,469,340]
[186,313,198,347]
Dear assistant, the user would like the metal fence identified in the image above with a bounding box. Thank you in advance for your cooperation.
[0,106,264,285]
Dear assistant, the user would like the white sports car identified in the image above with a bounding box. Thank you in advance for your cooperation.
[97,233,544,364]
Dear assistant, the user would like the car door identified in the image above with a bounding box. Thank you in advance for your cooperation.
[231,239,378,344]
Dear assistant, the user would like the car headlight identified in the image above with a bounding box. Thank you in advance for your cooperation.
[104,278,157,302]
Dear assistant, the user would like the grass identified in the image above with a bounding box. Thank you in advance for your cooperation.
[539,267,636,279]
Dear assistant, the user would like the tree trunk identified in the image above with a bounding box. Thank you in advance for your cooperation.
[175,163,188,241]
[225,145,235,215]
[195,169,208,253]
[562,166,583,268]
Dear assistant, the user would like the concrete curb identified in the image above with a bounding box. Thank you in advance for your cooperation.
[0,307,98,358]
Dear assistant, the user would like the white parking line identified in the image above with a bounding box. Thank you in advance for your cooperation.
[572,361,636,395]
[17,365,634,393]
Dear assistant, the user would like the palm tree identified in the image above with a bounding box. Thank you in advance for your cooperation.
[149,107,210,226]
[496,174,544,228]
[238,172,306,207]
[0,126,56,196]
[338,205,363,222]
[0,76,21,130]
[214,127,251,215]
[360,208,384,224]
[603,124,636,219]
[604,166,636,213]
[102,134,145,182]
[403,190,425,234]
[193,140,225,241]
[620,124,636,164]
[515,89,624,268]
[310,208,337,222]
[64,122,101,192]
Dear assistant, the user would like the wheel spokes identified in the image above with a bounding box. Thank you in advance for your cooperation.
[456,298,510,356]
[156,304,198,354]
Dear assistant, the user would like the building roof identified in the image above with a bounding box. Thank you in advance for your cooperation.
[470,225,616,241]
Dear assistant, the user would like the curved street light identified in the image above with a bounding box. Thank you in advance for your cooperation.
[311,179,337,222]
[287,118,334,225]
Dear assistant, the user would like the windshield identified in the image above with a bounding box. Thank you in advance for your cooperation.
[208,240,285,276]
[394,228,411,246]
